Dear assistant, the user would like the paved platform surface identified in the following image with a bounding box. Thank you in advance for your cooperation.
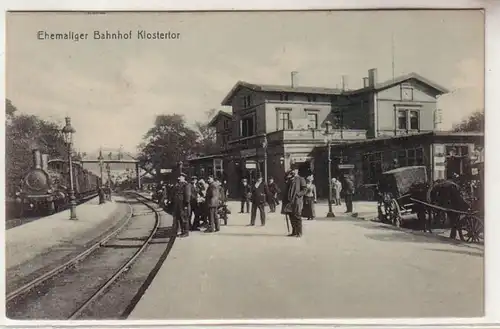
[5,196,121,269]
[129,201,484,319]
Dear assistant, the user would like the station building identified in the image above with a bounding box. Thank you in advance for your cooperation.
[188,68,484,199]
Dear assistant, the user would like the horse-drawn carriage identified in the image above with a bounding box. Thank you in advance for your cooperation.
[377,165,484,243]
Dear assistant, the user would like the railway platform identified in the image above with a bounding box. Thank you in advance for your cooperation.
[129,200,483,319]
[6,196,125,270]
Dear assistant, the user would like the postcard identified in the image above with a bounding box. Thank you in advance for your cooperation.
[4,9,485,322]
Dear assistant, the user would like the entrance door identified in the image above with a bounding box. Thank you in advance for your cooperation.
[297,161,312,178]
[446,156,462,179]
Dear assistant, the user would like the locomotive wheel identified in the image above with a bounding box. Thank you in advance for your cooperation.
[458,214,484,243]
[390,199,402,227]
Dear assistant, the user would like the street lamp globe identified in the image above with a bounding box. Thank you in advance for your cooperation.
[61,117,76,145]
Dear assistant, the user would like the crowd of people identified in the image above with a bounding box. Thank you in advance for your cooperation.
[152,163,356,239]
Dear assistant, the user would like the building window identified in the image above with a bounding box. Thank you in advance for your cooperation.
[278,112,291,130]
[362,152,384,184]
[410,111,419,130]
[307,113,318,129]
[398,110,408,130]
[242,95,252,108]
[241,116,255,137]
[307,95,317,102]
[280,94,289,101]
[223,120,229,130]
[222,134,229,147]
[396,147,425,167]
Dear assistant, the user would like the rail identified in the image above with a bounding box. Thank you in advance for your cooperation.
[68,192,161,319]
[6,199,133,302]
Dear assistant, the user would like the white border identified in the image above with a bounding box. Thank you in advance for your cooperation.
[1,0,499,328]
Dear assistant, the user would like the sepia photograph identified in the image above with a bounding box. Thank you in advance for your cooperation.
[4,9,485,321]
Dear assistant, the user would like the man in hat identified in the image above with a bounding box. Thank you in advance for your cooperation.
[343,174,355,213]
[189,176,200,230]
[249,174,270,226]
[173,172,191,237]
[281,164,307,237]
[267,177,281,213]
[240,178,251,213]
[205,175,220,232]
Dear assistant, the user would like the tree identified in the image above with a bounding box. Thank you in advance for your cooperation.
[193,108,219,156]
[453,110,484,132]
[6,98,17,118]
[137,114,199,176]
[5,100,69,196]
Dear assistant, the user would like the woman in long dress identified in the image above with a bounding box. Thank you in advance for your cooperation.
[302,175,317,220]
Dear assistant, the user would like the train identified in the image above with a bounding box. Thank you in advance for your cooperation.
[15,149,101,216]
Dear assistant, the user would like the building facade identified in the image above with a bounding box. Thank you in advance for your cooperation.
[188,68,484,199]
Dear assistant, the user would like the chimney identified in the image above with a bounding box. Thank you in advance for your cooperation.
[291,71,298,88]
[32,149,42,169]
[41,153,49,171]
[363,77,369,88]
[368,68,378,87]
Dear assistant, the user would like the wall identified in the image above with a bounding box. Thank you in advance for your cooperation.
[376,80,438,136]
[264,100,332,133]
[229,87,267,139]
[213,116,232,149]
[331,93,372,131]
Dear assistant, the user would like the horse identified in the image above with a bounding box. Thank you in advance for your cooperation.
[426,179,471,239]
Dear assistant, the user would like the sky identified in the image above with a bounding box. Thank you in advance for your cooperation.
[6,10,484,155]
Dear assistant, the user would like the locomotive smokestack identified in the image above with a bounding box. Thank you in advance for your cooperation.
[41,153,49,171]
[32,149,42,169]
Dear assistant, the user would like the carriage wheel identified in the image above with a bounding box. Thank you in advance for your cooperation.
[381,201,393,223]
[458,214,484,243]
[390,199,402,227]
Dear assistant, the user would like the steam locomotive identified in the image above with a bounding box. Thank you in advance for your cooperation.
[15,149,101,216]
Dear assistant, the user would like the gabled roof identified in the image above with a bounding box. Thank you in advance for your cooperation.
[221,73,449,106]
[208,110,232,127]
[221,81,343,106]
[346,72,449,95]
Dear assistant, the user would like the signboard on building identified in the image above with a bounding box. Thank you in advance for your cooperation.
[433,144,445,157]
[338,164,355,169]
[245,160,257,169]
[290,156,311,163]
[240,149,257,158]
[160,169,172,173]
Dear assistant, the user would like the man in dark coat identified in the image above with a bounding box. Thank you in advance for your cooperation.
[281,165,307,237]
[343,175,355,213]
[240,178,251,213]
[249,175,270,226]
[267,177,281,213]
[205,176,220,233]
[173,173,191,238]
[189,176,200,230]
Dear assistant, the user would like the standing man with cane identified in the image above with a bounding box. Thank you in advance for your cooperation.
[281,164,307,237]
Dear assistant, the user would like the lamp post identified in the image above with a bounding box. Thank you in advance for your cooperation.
[263,136,268,182]
[97,149,105,203]
[324,121,335,218]
[61,117,77,220]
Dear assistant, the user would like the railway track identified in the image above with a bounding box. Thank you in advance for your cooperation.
[6,192,176,320]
